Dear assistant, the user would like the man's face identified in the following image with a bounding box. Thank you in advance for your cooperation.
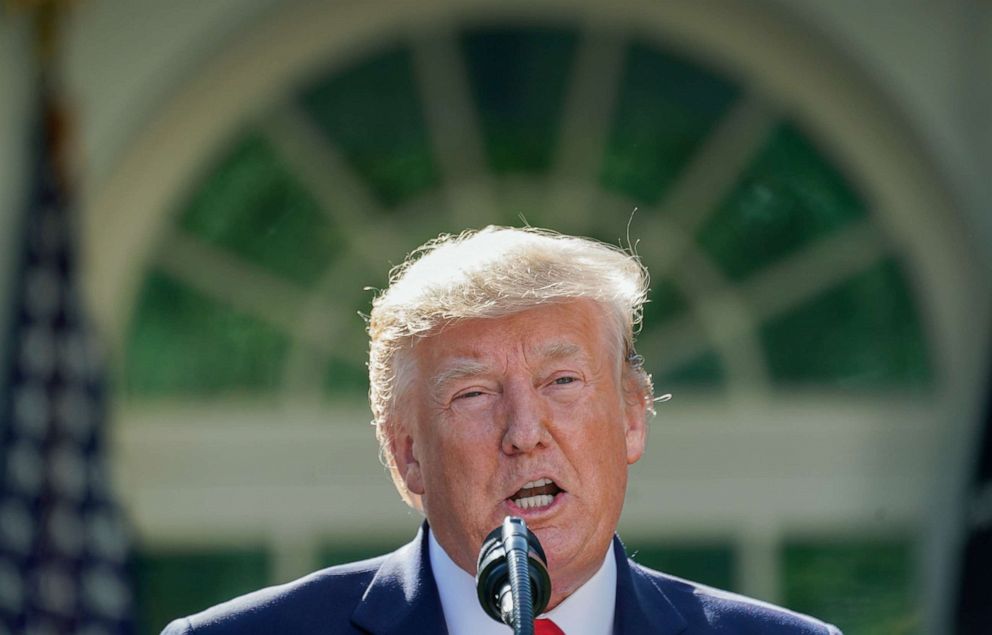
[391,300,648,608]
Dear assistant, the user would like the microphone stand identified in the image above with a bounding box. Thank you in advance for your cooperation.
[502,517,535,635]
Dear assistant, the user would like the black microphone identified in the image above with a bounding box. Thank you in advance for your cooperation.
[476,516,551,635]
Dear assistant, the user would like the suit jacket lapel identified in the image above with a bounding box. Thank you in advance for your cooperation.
[612,536,688,635]
[351,524,448,635]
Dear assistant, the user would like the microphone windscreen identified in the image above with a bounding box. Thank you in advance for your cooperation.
[476,516,551,624]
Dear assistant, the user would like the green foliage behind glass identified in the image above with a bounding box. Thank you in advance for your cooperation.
[783,539,917,635]
[125,272,289,397]
[602,41,738,204]
[135,547,269,635]
[316,541,403,569]
[698,123,866,281]
[462,26,578,174]
[301,47,439,208]
[179,134,343,287]
[625,541,735,591]
[761,259,932,387]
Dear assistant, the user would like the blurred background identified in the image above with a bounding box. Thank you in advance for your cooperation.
[1,1,990,633]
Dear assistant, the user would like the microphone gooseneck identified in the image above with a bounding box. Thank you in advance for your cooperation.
[476,516,551,635]
[504,517,534,631]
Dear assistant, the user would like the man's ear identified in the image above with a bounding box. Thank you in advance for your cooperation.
[391,425,425,496]
[621,371,649,465]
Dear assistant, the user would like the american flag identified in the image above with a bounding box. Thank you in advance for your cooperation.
[0,85,135,633]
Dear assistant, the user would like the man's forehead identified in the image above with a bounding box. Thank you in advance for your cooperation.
[412,301,614,373]
[431,340,585,371]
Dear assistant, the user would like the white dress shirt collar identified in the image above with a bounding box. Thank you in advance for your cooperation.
[428,528,616,635]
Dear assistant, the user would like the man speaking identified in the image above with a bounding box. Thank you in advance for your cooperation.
[163,227,841,634]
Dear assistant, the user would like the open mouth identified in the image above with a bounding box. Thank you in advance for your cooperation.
[509,478,564,510]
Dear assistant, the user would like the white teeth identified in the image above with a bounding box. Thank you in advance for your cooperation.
[512,494,554,509]
[511,479,556,509]
[520,478,553,489]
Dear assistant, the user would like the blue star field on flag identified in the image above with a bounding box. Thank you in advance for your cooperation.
[0,93,135,634]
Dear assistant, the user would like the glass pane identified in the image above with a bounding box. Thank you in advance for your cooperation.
[462,26,578,174]
[322,356,369,398]
[135,547,269,635]
[316,541,403,568]
[783,539,916,635]
[602,42,738,204]
[300,47,439,207]
[641,278,689,329]
[698,122,867,281]
[761,259,932,387]
[655,351,725,388]
[622,541,735,591]
[178,133,342,287]
[125,272,290,397]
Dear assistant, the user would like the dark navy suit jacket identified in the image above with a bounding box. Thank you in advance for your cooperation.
[162,525,841,634]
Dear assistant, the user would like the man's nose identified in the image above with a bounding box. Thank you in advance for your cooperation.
[500,383,551,455]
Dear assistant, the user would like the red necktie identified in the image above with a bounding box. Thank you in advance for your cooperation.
[534,618,565,635]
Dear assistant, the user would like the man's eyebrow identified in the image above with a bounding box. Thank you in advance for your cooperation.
[430,359,491,393]
[430,343,587,393]
[534,341,584,361]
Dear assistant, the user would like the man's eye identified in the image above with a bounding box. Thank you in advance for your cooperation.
[553,376,577,385]
[455,390,484,400]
